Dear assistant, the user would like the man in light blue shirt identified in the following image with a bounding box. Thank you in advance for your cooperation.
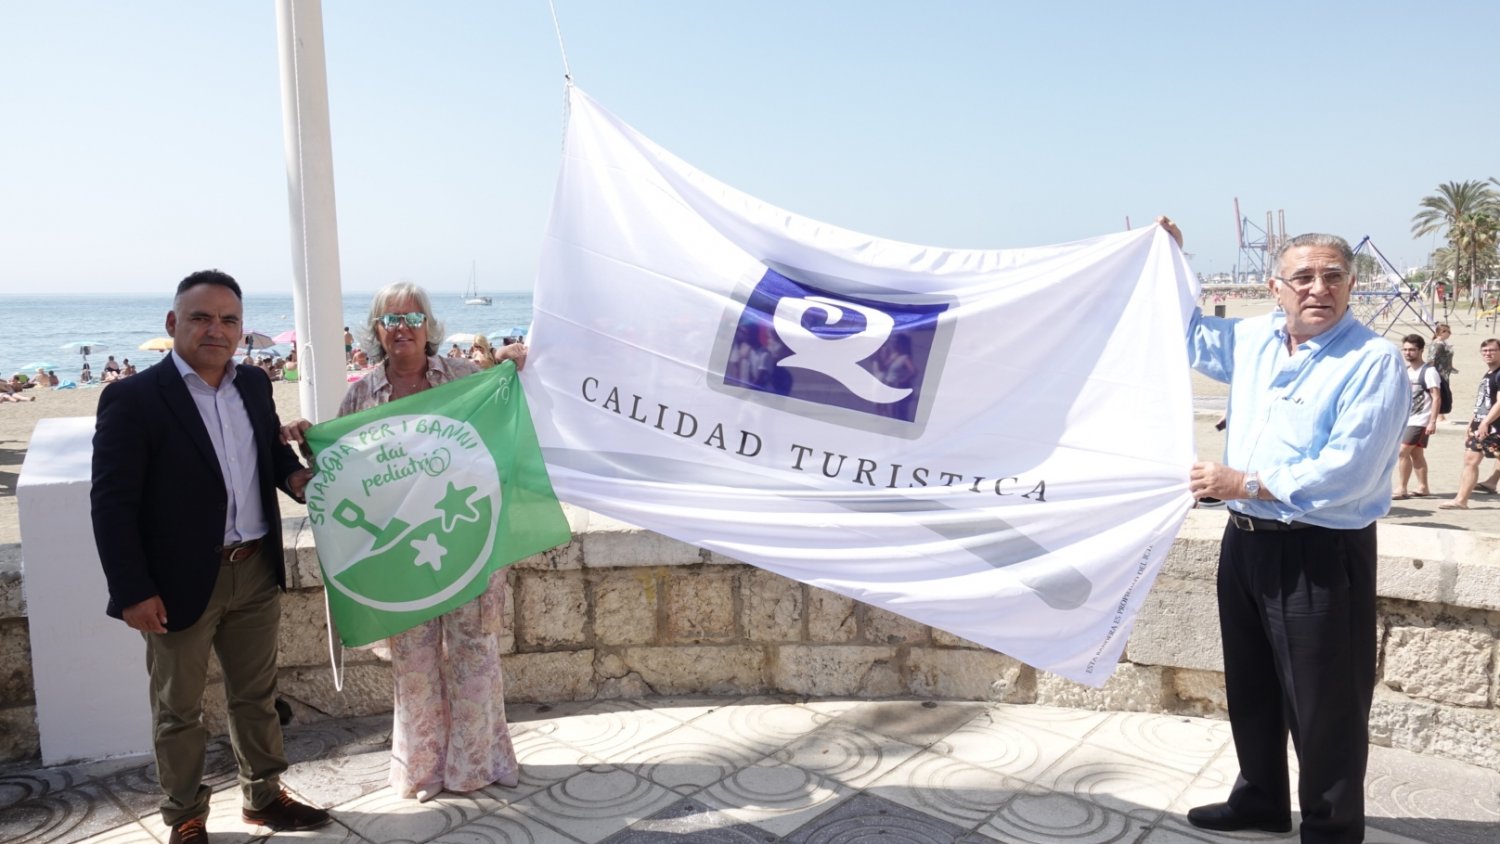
[1161,221,1406,844]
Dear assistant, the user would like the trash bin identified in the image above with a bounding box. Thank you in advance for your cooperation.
[1214,304,1227,317]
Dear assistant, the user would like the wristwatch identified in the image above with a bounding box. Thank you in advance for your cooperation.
[1244,472,1260,499]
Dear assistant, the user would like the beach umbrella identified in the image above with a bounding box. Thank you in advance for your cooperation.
[19,361,59,373]
[487,328,529,346]
[241,332,277,354]
[138,337,174,352]
[60,339,107,367]
[444,332,479,347]
[60,340,108,352]
[273,328,297,344]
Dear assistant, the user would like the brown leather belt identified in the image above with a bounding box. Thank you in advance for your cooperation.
[221,538,263,563]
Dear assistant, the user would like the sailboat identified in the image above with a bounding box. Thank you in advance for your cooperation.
[463,261,492,306]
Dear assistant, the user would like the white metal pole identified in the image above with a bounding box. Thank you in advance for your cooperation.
[275,0,346,424]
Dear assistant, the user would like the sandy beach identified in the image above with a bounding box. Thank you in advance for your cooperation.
[2,299,1496,547]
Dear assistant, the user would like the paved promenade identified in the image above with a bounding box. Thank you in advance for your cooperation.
[3,696,1496,843]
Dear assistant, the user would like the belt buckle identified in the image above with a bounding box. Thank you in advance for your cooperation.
[1231,513,1255,532]
[226,541,256,562]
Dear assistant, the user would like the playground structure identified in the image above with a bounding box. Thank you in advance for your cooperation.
[1349,236,1500,336]
[1347,236,1436,337]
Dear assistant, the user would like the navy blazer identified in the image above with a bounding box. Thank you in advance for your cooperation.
[91,354,305,631]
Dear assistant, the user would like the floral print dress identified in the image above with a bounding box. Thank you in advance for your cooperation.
[339,355,519,798]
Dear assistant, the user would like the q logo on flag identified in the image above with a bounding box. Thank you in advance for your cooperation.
[714,267,951,435]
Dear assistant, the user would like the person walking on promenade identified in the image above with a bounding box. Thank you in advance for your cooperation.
[1427,323,1455,422]
[282,281,528,802]
[91,270,330,844]
[1160,218,1407,843]
[1394,334,1441,499]
[1441,338,1500,510]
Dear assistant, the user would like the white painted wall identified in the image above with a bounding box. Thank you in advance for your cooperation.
[17,417,151,765]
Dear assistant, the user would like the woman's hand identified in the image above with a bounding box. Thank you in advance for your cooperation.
[494,342,529,372]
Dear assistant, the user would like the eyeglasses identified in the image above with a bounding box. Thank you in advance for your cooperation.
[1274,270,1350,290]
[378,312,427,329]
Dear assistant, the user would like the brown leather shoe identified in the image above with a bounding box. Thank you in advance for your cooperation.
[168,818,209,844]
[242,789,331,831]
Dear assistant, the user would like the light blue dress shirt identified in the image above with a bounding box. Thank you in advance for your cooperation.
[172,352,267,544]
[1188,308,1407,529]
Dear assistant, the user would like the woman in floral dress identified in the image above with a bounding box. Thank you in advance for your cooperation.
[284,281,526,801]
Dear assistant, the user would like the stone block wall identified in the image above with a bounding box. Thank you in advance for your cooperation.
[2,509,1496,772]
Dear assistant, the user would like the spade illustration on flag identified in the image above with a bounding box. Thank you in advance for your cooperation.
[303,363,570,647]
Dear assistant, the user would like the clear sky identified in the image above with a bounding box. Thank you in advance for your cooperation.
[3,1,1495,295]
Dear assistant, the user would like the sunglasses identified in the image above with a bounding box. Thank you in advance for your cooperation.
[379,312,428,329]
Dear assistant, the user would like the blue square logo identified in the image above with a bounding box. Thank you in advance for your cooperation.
[720,268,948,424]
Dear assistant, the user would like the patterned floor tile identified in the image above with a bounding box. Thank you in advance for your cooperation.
[772,723,924,790]
[0,783,139,844]
[430,800,582,844]
[0,768,86,811]
[505,765,679,842]
[537,705,685,761]
[71,823,161,844]
[783,792,982,843]
[630,695,744,725]
[982,704,1111,742]
[282,746,393,809]
[1365,747,1500,844]
[936,709,1081,784]
[1082,712,1231,774]
[282,716,392,767]
[9,697,1499,844]
[600,797,773,843]
[606,724,768,795]
[332,786,487,843]
[793,699,861,721]
[980,790,1148,844]
[499,730,599,793]
[1024,743,1198,824]
[697,758,856,838]
[1134,825,1295,843]
[0,753,150,812]
[506,701,607,739]
[685,701,835,757]
[863,751,1025,828]
[827,700,987,748]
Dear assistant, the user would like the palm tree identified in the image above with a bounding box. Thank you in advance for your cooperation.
[1412,180,1500,303]
[1450,212,1500,307]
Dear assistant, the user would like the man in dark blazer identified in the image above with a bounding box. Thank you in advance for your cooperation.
[92,270,329,844]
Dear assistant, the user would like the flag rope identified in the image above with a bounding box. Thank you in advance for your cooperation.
[547,0,573,81]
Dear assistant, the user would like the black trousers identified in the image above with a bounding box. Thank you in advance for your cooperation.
[1217,521,1376,844]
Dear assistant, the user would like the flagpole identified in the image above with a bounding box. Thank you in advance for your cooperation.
[275,0,346,424]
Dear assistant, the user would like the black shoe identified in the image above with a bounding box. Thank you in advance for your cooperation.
[168,818,209,844]
[242,789,331,831]
[1187,802,1292,833]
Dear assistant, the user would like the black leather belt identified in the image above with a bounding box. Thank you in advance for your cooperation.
[221,538,263,563]
[1229,513,1311,532]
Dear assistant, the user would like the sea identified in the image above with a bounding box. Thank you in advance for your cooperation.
[0,291,534,379]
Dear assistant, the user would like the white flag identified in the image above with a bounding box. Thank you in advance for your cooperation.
[524,87,1198,684]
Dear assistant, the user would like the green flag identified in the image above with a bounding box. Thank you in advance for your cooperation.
[304,363,569,647]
